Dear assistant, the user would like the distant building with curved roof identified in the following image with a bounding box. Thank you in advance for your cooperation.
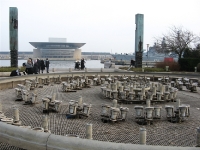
[29,38,85,60]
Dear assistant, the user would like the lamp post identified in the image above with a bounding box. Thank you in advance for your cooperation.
[146,44,149,67]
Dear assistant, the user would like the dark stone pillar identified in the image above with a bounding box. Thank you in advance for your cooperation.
[135,51,143,68]
[9,7,18,67]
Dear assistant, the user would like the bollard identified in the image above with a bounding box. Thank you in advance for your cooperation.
[42,115,48,131]
[119,86,123,92]
[13,108,19,122]
[69,68,72,72]
[36,77,38,82]
[142,68,144,72]
[86,123,93,139]
[166,66,169,72]
[139,128,146,145]
[146,99,150,107]
[195,67,197,72]
[112,99,118,108]
[116,81,120,89]
[34,89,38,94]
[0,102,2,113]
[101,68,103,72]
[113,83,117,91]
[85,77,88,83]
[52,68,55,72]
[196,127,200,147]
[78,96,83,106]
[176,99,180,109]
[52,93,56,101]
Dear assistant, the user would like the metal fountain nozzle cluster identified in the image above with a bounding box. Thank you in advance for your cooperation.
[66,96,92,119]
[165,99,190,123]
[172,77,198,92]
[15,78,42,105]
[134,99,162,125]
[99,74,194,125]
[61,75,93,92]
[100,75,180,103]
[42,93,62,113]
[101,99,129,123]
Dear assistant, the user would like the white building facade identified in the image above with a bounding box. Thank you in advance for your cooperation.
[30,38,85,60]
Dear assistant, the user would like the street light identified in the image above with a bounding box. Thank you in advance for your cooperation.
[146,44,149,67]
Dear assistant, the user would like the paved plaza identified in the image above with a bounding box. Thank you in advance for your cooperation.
[0,79,200,149]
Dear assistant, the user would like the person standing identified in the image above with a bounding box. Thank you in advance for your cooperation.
[33,59,39,74]
[26,58,33,74]
[130,59,134,67]
[37,58,41,74]
[45,58,50,73]
[130,59,135,67]
[29,58,33,66]
[40,59,45,73]
[81,58,85,70]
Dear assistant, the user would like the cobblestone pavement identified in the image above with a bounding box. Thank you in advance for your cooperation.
[0,83,200,149]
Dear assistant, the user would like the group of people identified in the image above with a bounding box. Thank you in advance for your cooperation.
[10,57,87,77]
[10,58,50,77]
[24,58,50,75]
[75,58,86,70]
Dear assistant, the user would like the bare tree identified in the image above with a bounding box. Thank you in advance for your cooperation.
[154,26,199,59]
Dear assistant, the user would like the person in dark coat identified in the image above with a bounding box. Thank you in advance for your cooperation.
[37,58,41,74]
[130,59,135,67]
[45,58,50,73]
[10,69,21,77]
[75,61,80,70]
[33,59,39,74]
[81,58,85,70]
[40,59,45,73]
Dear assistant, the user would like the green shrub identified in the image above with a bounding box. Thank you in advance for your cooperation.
[143,67,165,72]
[0,66,25,72]
[119,67,165,72]
[178,58,200,71]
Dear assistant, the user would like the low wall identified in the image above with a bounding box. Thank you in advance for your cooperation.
[0,122,198,150]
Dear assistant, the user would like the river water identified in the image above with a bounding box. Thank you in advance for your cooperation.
[0,60,104,68]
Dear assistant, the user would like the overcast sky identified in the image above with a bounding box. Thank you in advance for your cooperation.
[0,0,200,54]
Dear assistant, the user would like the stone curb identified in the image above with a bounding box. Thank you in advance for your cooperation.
[0,122,198,150]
